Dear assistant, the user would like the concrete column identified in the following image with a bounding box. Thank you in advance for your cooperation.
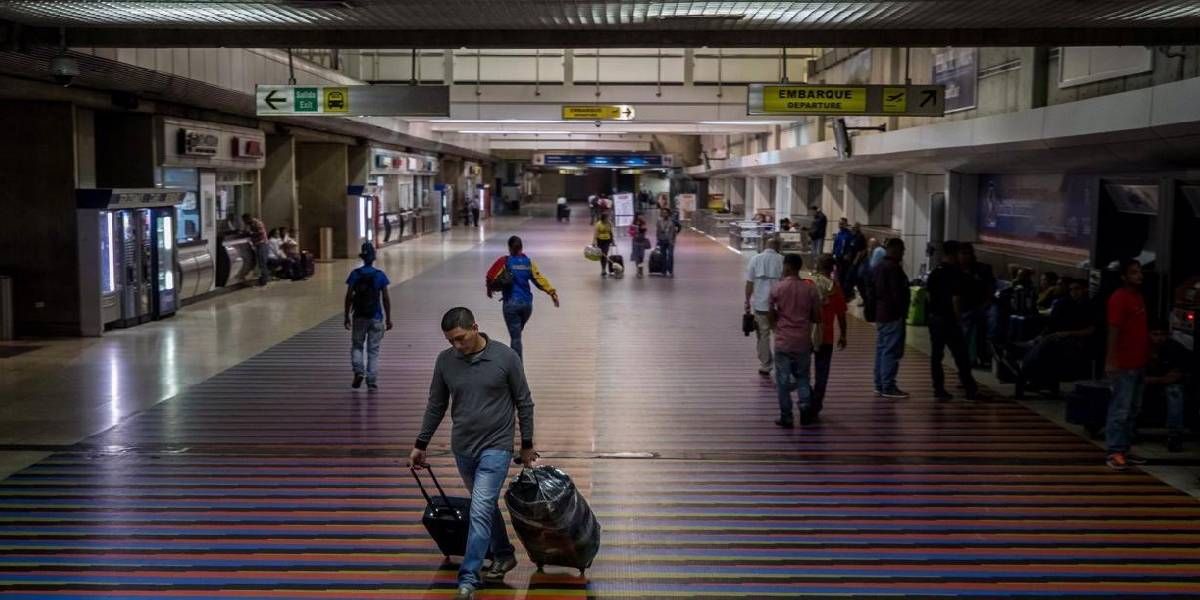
[843,173,869,225]
[897,172,933,276]
[683,48,695,86]
[443,50,454,85]
[730,177,746,215]
[347,144,370,187]
[262,134,296,231]
[296,142,349,257]
[774,175,792,226]
[945,171,979,243]
[563,49,574,86]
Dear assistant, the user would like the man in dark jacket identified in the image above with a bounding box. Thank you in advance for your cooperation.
[872,238,910,399]
[925,241,978,400]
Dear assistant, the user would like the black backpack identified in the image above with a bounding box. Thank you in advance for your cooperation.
[487,257,515,294]
[352,271,379,318]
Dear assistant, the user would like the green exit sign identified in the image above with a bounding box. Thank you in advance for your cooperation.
[294,88,319,112]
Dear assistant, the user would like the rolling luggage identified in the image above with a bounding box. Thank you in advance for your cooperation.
[1065,380,1111,437]
[648,248,666,275]
[608,254,624,277]
[412,467,489,561]
[505,466,601,576]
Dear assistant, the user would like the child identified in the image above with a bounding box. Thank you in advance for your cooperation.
[631,224,651,278]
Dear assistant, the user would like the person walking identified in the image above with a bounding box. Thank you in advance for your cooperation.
[594,212,615,278]
[242,213,270,286]
[655,207,681,278]
[470,195,481,227]
[768,253,822,427]
[872,238,911,399]
[409,307,537,600]
[958,242,996,368]
[485,235,559,359]
[745,236,784,376]
[810,254,848,417]
[925,241,978,401]
[809,205,828,258]
[1104,258,1150,471]
[343,242,393,390]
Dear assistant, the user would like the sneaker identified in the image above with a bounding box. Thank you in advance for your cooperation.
[774,419,794,429]
[484,556,517,581]
[880,388,910,399]
[352,374,364,389]
[933,389,953,401]
[758,369,772,377]
[1125,453,1148,465]
[1168,436,1184,453]
[367,380,378,390]
[601,272,608,278]
[873,388,882,396]
[453,585,476,600]
[1106,453,1128,471]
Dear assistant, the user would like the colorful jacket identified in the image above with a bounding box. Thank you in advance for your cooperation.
[486,253,555,305]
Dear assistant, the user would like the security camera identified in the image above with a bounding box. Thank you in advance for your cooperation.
[49,55,80,87]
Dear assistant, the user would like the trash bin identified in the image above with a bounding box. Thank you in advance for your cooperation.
[0,275,12,341]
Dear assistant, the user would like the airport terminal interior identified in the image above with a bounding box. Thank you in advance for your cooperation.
[2,2,1200,597]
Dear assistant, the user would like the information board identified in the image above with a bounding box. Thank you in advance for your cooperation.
[747,84,945,117]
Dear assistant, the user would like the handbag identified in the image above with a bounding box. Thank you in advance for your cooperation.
[742,312,756,337]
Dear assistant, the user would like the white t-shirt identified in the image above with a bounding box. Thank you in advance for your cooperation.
[557,197,568,205]
[745,249,784,313]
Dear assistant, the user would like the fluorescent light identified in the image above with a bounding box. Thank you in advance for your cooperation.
[457,130,631,135]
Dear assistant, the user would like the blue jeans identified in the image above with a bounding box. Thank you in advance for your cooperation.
[874,320,906,392]
[350,318,385,381]
[811,238,824,258]
[659,242,675,274]
[254,242,270,285]
[775,349,812,422]
[1163,383,1187,435]
[1106,369,1144,454]
[502,302,533,359]
[455,449,516,588]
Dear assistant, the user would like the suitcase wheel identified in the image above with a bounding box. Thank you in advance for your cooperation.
[536,564,544,573]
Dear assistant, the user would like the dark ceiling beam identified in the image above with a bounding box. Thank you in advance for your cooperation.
[12,24,1200,49]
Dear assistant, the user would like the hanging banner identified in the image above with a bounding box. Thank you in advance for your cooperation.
[931,48,978,113]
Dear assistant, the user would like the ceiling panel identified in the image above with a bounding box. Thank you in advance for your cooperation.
[3,1,1200,47]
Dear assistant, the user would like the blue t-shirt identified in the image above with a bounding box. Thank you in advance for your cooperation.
[346,266,390,320]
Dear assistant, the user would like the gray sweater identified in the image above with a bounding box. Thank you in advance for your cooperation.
[415,336,535,457]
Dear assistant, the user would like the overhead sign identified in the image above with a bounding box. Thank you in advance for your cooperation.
[747,84,945,117]
[534,154,674,168]
[562,105,636,121]
[256,84,450,117]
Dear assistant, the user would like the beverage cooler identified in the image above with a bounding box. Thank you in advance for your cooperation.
[346,185,378,256]
[76,189,186,335]
[435,183,453,232]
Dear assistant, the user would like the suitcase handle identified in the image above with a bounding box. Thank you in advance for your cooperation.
[411,467,455,513]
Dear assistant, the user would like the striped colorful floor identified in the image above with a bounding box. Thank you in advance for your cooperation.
[1,218,1198,597]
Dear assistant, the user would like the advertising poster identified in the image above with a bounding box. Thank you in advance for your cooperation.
[932,47,978,113]
[978,174,1095,253]
[613,192,635,228]
[676,193,697,217]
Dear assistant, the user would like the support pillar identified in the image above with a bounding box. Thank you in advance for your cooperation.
[262,134,297,231]
[843,173,869,225]
[945,171,979,243]
[897,172,933,276]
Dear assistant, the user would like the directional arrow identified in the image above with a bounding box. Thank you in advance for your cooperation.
[920,90,937,107]
[264,89,286,111]
[622,107,632,117]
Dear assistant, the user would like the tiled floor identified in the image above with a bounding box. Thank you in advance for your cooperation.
[0,213,1198,597]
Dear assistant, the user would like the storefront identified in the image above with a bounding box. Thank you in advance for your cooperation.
[155,117,266,301]
[369,148,439,245]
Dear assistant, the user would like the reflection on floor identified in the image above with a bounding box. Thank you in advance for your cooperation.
[0,216,1197,597]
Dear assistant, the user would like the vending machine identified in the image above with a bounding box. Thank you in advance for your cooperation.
[77,189,186,334]
[346,185,378,257]
[435,184,453,232]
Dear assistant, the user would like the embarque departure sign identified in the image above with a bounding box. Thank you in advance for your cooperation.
[747,84,945,117]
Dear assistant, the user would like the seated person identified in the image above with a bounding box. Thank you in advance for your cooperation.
[1009,268,1039,317]
[1038,271,1065,310]
[778,218,793,232]
[1019,278,1098,393]
[1146,321,1191,452]
[266,228,286,269]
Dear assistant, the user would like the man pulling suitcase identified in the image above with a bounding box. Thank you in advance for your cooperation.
[409,307,538,600]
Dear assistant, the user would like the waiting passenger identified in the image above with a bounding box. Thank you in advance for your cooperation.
[485,235,559,359]
[768,253,822,428]
[1009,268,1039,317]
[958,242,995,368]
[1020,278,1097,395]
[242,213,270,287]
[343,242,393,390]
[810,254,848,418]
[745,236,784,376]
[809,205,828,257]
[1105,258,1149,471]
[1038,271,1066,310]
[925,241,978,401]
[872,238,910,399]
[266,228,286,268]
[655,207,681,278]
[1146,320,1190,453]
[778,218,793,232]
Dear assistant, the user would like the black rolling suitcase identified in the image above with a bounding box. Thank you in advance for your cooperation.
[1065,380,1111,437]
[648,249,666,275]
[608,254,624,277]
[505,466,601,576]
[412,467,489,561]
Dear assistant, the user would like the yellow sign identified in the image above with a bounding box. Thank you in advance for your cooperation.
[323,87,349,113]
[562,104,636,121]
[761,86,867,114]
[882,87,907,113]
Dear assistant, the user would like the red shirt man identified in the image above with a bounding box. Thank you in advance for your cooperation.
[1107,281,1149,370]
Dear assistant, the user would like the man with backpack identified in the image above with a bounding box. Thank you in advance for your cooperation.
[485,236,559,359]
[344,242,393,390]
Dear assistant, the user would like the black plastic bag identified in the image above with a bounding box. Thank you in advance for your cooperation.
[504,465,600,575]
[742,312,756,336]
